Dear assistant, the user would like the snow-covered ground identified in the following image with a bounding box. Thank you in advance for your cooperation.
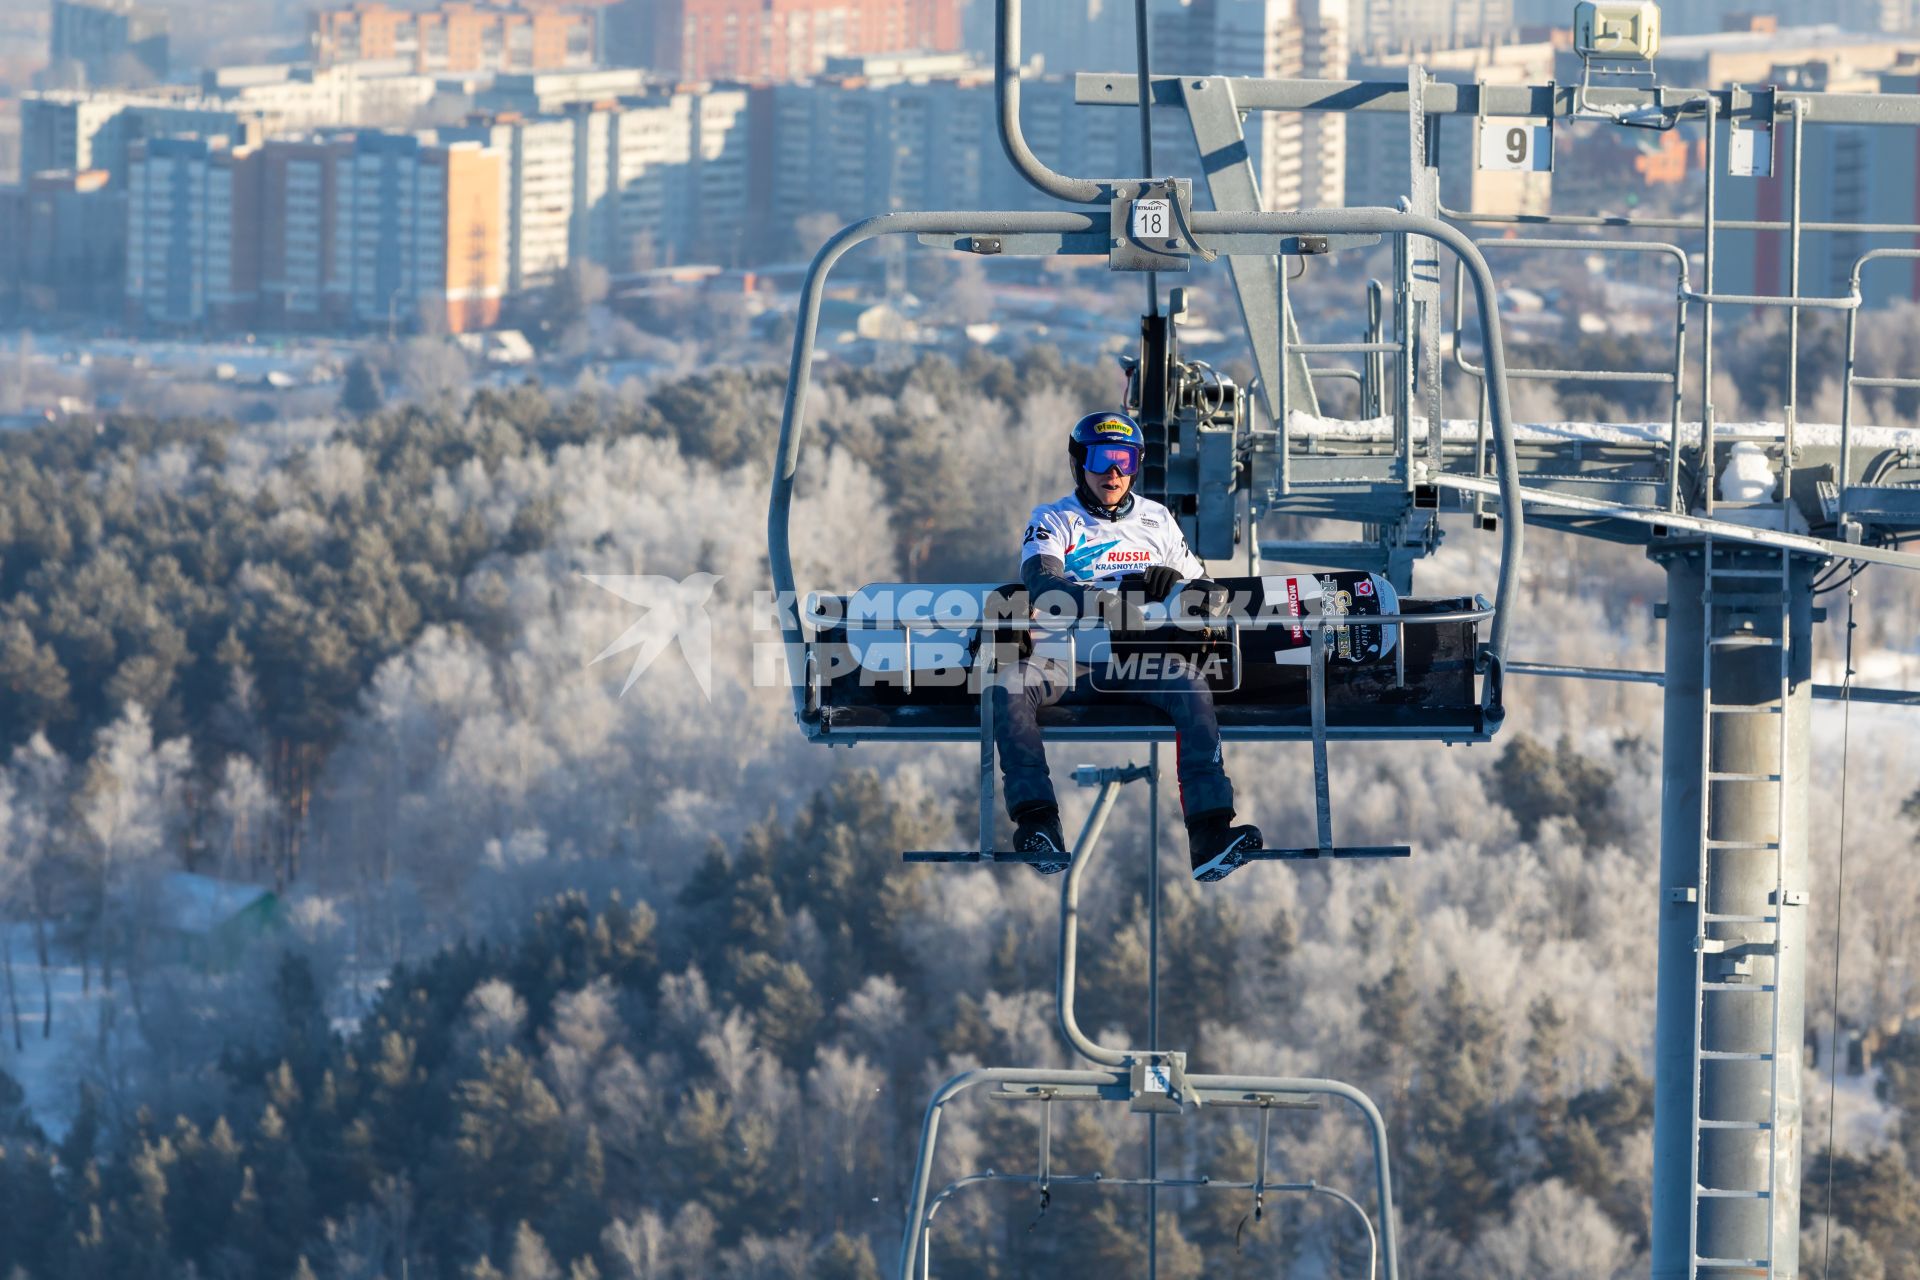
[0,924,115,1138]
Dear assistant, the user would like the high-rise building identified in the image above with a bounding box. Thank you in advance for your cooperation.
[257,137,351,327]
[126,129,506,332]
[1347,0,1512,54]
[1199,0,1348,210]
[569,88,752,268]
[749,66,1128,249]
[477,69,653,115]
[0,168,123,312]
[309,2,596,75]
[441,113,578,291]
[125,137,260,326]
[624,0,964,81]
[49,0,168,89]
[201,63,447,135]
[1022,0,1135,74]
[571,95,695,271]
[326,133,506,332]
[21,92,256,182]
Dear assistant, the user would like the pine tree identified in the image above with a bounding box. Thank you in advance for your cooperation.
[507,1219,561,1280]
[812,1231,881,1280]
[340,358,387,417]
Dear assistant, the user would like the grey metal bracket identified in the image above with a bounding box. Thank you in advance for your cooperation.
[1110,178,1196,273]
[915,230,1109,255]
[1129,1051,1196,1114]
[990,1079,1323,1110]
[1177,74,1318,423]
[915,228,1378,259]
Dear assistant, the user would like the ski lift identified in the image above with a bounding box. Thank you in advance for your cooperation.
[897,758,1403,1277]
[766,206,1526,863]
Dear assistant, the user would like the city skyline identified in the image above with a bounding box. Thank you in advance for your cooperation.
[8,1,1920,334]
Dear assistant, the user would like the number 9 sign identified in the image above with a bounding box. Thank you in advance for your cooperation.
[1478,117,1554,173]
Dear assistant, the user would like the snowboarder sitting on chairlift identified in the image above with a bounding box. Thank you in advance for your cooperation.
[992,410,1264,881]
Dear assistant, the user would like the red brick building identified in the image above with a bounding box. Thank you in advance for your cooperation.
[310,1,596,74]
[638,0,962,81]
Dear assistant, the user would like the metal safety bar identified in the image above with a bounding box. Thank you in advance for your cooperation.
[1841,248,1920,516]
[898,1066,1399,1279]
[818,600,1495,634]
[1449,238,1692,511]
[994,0,1102,203]
[916,1170,1377,1280]
[1507,660,1920,707]
[768,208,1528,734]
[1433,471,1920,573]
[1079,73,1920,128]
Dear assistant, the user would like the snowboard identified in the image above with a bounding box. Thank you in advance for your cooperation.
[1143,572,1396,667]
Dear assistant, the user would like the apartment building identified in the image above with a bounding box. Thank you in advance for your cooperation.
[21,91,255,181]
[201,62,445,134]
[477,69,652,115]
[0,169,122,311]
[1347,0,1512,55]
[124,136,260,326]
[569,87,752,269]
[122,129,505,333]
[571,95,694,271]
[441,113,577,291]
[49,0,168,88]
[310,2,596,74]
[258,137,351,327]
[626,0,964,81]
[1213,0,1348,210]
[327,132,506,332]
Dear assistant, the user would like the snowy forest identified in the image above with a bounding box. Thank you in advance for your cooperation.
[0,339,1913,1279]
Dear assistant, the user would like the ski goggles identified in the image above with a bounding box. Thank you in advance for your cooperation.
[1083,442,1141,475]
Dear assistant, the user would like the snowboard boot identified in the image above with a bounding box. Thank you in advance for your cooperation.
[1012,806,1070,877]
[1188,810,1263,882]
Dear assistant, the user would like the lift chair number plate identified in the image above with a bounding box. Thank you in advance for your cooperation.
[1131,198,1173,240]
[1477,118,1553,172]
[1727,117,1775,178]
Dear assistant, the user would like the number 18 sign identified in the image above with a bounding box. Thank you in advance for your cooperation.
[1477,117,1554,173]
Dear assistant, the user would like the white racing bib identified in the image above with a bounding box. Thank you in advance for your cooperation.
[1020,494,1205,586]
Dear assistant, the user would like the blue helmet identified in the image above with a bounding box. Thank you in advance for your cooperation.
[1068,411,1144,516]
[1069,410,1144,469]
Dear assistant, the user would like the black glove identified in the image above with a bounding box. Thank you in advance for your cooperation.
[1140,564,1184,603]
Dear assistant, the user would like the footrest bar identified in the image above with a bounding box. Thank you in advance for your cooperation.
[1244,845,1414,861]
[904,850,1059,864]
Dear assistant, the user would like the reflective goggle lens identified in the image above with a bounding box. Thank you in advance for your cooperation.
[1085,443,1140,475]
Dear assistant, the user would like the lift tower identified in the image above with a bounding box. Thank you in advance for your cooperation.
[1655,541,1814,1274]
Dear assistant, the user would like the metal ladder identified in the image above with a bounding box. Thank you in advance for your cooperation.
[1687,535,1793,1277]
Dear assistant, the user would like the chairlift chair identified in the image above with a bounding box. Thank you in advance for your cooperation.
[766,207,1528,865]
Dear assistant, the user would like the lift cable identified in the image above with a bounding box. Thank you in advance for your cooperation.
[1821,583,1859,1277]
[1134,0,1158,319]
